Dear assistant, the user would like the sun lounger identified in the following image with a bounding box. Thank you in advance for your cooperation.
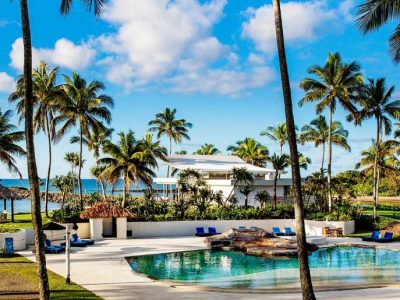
[208,227,220,236]
[250,226,258,230]
[238,226,246,230]
[72,233,95,245]
[375,232,394,243]
[284,227,296,236]
[195,227,209,237]
[272,227,285,236]
[362,231,380,242]
[45,239,65,254]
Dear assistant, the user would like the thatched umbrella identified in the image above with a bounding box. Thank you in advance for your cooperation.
[43,222,66,241]
[0,184,16,222]
[80,202,136,219]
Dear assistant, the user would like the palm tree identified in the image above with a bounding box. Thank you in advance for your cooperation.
[299,52,363,211]
[71,126,113,161]
[227,167,255,207]
[148,108,192,178]
[298,153,312,170]
[90,165,107,201]
[300,116,350,174]
[356,1,400,63]
[138,133,168,167]
[194,143,221,155]
[98,131,157,207]
[9,61,65,217]
[261,122,296,154]
[351,78,400,218]
[55,73,113,211]
[272,1,315,298]
[356,140,399,205]
[0,109,25,178]
[227,138,268,167]
[267,153,289,207]
[52,173,74,214]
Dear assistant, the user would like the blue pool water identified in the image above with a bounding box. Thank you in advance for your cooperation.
[127,247,400,289]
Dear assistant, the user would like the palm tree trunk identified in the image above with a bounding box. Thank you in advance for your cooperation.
[78,126,83,211]
[327,103,333,211]
[121,174,127,208]
[44,115,52,218]
[100,180,107,201]
[321,142,325,174]
[273,171,278,209]
[373,118,381,219]
[272,1,316,299]
[19,0,50,298]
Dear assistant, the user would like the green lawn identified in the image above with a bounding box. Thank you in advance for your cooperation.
[0,253,101,299]
[362,207,400,220]
[0,213,52,232]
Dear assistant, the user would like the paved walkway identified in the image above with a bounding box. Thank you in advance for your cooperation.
[19,237,400,300]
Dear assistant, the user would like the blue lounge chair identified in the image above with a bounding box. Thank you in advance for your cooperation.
[272,227,284,236]
[362,231,380,242]
[45,239,65,254]
[195,227,208,237]
[72,233,95,245]
[284,227,296,236]
[375,232,394,243]
[208,227,220,235]
[238,226,246,230]
[250,226,258,230]
[61,234,88,247]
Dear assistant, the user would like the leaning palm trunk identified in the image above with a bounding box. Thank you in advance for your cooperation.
[19,0,50,298]
[273,170,278,208]
[44,115,52,217]
[100,180,107,201]
[327,103,333,211]
[272,1,316,299]
[373,118,382,219]
[321,142,325,175]
[121,173,127,208]
[78,127,83,211]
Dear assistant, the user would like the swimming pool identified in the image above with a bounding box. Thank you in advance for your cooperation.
[126,246,400,289]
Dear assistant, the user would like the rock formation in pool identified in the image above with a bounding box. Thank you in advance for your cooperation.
[205,227,318,257]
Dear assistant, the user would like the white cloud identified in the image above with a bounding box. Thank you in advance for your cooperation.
[0,72,16,93]
[242,0,352,55]
[10,38,95,72]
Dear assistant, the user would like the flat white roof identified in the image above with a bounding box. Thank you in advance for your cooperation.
[165,154,275,174]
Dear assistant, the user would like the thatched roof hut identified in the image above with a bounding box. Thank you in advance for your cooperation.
[80,202,136,219]
[0,184,16,200]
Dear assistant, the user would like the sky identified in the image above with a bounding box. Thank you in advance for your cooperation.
[0,0,398,179]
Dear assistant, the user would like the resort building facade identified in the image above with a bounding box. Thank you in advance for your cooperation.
[154,155,292,207]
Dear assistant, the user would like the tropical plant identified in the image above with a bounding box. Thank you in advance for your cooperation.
[90,165,107,201]
[254,190,271,207]
[300,116,350,173]
[261,122,296,154]
[299,52,363,211]
[148,107,192,177]
[227,167,255,207]
[55,72,113,210]
[272,0,316,298]
[0,109,25,178]
[71,126,113,161]
[303,171,327,210]
[138,133,168,167]
[98,130,156,207]
[227,138,268,167]
[351,78,400,218]
[194,143,221,155]
[52,173,74,214]
[356,1,400,62]
[298,153,312,170]
[267,153,289,208]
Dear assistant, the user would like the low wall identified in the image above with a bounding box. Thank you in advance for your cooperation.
[24,223,90,245]
[127,219,355,238]
[0,229,26,250]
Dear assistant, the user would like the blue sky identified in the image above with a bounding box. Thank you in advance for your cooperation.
[0,0,398,179]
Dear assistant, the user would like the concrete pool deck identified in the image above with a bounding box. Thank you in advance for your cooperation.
[19,237,400,300]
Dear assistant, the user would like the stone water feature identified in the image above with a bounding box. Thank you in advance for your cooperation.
[205,227,318,257]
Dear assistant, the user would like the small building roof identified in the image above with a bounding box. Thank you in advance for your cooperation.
[165,154,275,174]
[80,202,136,219]
[0,184,16,200]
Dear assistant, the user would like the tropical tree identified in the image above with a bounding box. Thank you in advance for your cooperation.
[64,152,80,175]
[0,109,25,178]
[226,167,255,207]
[90,165,107,201]
[194,143,221,155]
[299,52,363,211]
[356,1,400,63]
[298,153,312,170]
[138,133,168,167]
[300,115,350,173]
[71,126,113,161]
[148,107,192,177]
[351,78,400,218]
[356,140,399,208]
[267,153,289,208]
[272,1,316,298]
[52,173,74,214]
[261,122,296,154]
[55,73,113,211]
[98,131,156,207]
[254,190,271,207]
[9,61,65,217]
[227,138,268,167]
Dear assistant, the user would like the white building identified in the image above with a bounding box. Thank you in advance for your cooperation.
[153,155,292,207]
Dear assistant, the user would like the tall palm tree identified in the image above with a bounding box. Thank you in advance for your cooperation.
[357,1,400,63]
[298,153,312,171]
[299,52,363,211]
[71,126,113,161]
[267,153,289,207]
[138,133,168,168]
[0,109,25,178]
[356,140,399,203]
[351,78,400,218]
[194,143,221,155]
[272,1,315,299]
[148,108,192,177]
[98,131,156,207]
[300,115,350,174]
[90,165,107,201]
[55,73,113,211]
[9,61,65,217]
[227,167,255,207]
[261,122,296,154]
[227,138,268,167]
